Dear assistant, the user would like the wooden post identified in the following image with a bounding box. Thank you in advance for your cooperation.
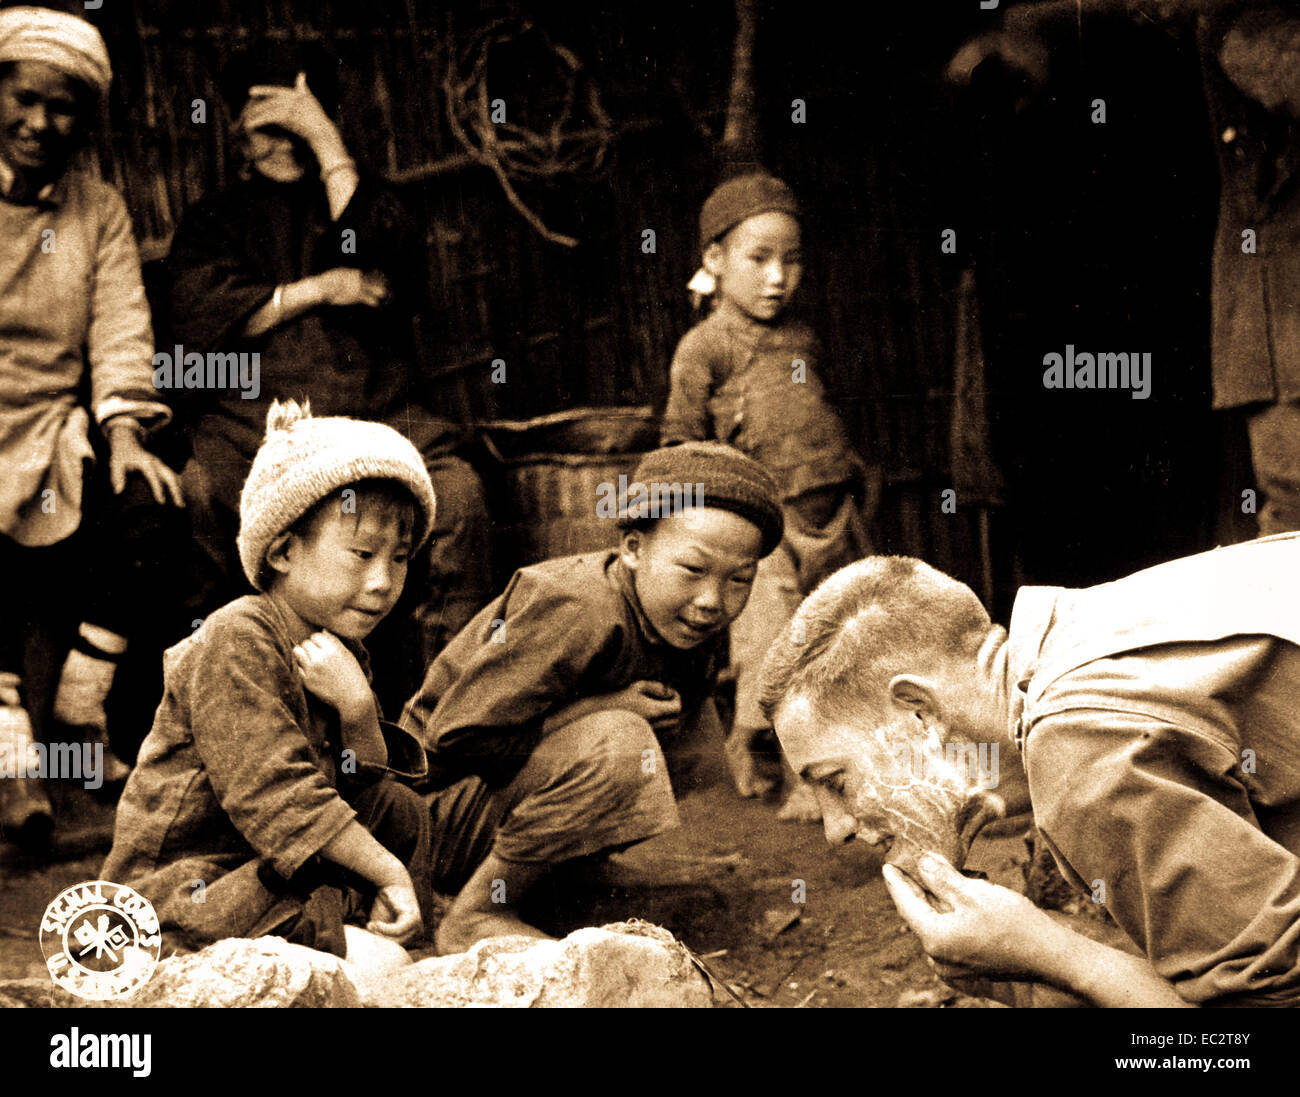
[719,0,761,176]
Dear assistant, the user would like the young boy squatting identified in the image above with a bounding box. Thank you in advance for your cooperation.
[400,442,784,954]
[102,401,436,968]
[660,172,874,819]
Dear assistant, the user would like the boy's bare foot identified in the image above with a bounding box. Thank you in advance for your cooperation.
[433,909,553,956]
[725,728,777,798]
[434,852,554,955]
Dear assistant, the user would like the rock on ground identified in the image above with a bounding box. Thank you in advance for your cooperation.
[359,919,711,1008]
[0,920,710,1008]
[128,936,362,1008]
[0,937,359,1009]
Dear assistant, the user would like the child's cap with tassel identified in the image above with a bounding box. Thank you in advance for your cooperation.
[236,399,437,590]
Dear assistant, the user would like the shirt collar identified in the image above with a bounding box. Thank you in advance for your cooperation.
[608,552,668,647]
[708,298,781,340]
[259,592,374,681]
[0,154,64,206]
[1004,586,1062,752]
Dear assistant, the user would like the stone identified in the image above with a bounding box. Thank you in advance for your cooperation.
[358,919,711,1008]
[121,937,361,1008]
[0,977,82,1008]
[0,920,710,1008]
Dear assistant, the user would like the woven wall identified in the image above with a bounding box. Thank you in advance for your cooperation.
[61,0,1014,602]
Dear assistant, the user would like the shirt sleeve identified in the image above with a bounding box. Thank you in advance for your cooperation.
[346,718,429,784]
[182,612,357,880]
[167,194,275,355]
[334,176,426,320]
[87,185,171,432]
[661,326,716,445]
[402,569,623,784]
[1026,707,1300,1005]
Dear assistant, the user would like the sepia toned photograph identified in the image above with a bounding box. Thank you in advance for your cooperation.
[0,0,1294,1061]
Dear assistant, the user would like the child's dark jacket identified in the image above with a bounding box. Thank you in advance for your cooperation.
[101,594,426,940]
[400,551,726,788]
[661,307,864,501]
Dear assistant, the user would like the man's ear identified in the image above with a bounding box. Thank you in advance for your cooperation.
[264,531,295,578]
[887,674,943,727]
[618,529,643,572]
[702,241,726,277]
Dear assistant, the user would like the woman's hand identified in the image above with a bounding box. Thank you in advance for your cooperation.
[311,268,391,309]
[243,71,347,164]
[882,852,1063,982]
[106,420,184,505]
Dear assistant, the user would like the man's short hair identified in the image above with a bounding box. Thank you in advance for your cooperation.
[757,556,992,726]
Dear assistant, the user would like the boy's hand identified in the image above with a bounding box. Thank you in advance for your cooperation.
[366,882,422,944]
[293,631,373,723]
[608,680,682,733]
[541,680,682,737]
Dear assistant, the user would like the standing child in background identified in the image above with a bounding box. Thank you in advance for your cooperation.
[661,172,876,822]
[102,401,435,972]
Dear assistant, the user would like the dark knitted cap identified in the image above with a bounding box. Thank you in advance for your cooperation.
[617,442,784,556]
[699,172,801,250]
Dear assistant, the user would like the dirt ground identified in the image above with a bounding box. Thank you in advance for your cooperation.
[0,750,1037,1008]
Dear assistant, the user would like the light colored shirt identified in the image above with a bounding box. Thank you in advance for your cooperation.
[0,158,169,545]
[1007,532,1300,1004]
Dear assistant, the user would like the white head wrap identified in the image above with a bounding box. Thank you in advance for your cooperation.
[0,6,111,101]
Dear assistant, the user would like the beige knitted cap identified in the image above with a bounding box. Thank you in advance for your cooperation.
[237,399,436,590]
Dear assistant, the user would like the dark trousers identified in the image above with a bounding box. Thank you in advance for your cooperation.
[1247,401,1300,535]
[160,778,434,957]
[256,779,434,956]
[423,701,725,896]
[0,469,188,748]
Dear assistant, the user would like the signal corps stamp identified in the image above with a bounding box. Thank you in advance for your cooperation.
[39,880,161,1001]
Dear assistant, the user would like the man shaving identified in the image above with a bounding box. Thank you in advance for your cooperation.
[758,534,1300,1007]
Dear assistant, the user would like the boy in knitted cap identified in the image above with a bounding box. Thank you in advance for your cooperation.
[400,441,783,953]
[102,401,436,969]
[662,171,877,823]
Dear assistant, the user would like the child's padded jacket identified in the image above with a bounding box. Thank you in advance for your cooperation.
[400,551,726,788]
[101,594,426,937]
[661,308,863,501]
